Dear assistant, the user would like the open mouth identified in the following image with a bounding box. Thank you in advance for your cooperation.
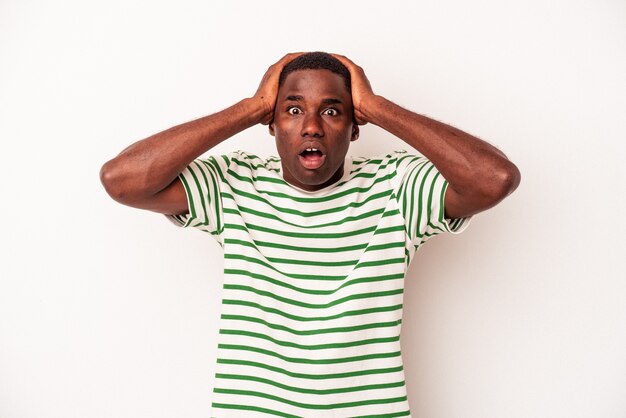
[299,147,326,170]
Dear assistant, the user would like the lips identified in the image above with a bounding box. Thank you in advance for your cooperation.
[299,148,326,169]
[298,143,326,170]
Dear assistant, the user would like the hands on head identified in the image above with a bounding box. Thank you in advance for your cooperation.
[253,52,304,125]
[253,52,376,126]
[330,54,376,126]
[102,50,520,219]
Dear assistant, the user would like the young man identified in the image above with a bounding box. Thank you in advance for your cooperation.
[101,52,520,417]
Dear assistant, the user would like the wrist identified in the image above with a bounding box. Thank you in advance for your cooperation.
[358,94,384,123]
[244,96,274,125]
[242,97,272,125]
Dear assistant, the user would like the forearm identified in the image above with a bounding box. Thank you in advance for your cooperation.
[100,97,265,200]
[363,95,520,199]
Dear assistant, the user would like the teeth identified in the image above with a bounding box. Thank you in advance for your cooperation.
[305,148,318,152]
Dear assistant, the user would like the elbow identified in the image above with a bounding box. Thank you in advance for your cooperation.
[500,160,521,196]
[451,159,521,216]
[489,160,521,203]
[100,160,121,201]
[100,159,133,203]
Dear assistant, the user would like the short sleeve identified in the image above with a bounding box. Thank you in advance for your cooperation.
[166,155,229,243]
[393,151,471,249]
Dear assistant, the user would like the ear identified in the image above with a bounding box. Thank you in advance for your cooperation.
[350,124,359,142]
[269,121,275,136]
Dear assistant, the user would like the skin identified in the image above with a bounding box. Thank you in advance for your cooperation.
[100,52,303,215]
[330,53,521,218]
[269,69,359,191]
[100,52,520,219]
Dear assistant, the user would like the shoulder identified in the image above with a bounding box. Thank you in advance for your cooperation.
[208,150,272,175]
[226,151,278,170]
[356,150,418,166]
[219,151,283,189]
[348,150,417,179]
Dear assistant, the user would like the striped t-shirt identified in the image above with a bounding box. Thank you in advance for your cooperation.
[169,150,470,417]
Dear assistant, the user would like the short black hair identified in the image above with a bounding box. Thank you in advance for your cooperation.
[279,52,351,93]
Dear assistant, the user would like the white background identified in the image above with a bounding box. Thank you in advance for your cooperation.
[1,1,625,417]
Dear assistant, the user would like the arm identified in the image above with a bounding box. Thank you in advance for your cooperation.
[332,54,521,219]
[99,53,302,215]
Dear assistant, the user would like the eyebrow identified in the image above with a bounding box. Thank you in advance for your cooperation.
[286,95,343,105]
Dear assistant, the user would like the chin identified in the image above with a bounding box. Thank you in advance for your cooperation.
[301,169,342,189]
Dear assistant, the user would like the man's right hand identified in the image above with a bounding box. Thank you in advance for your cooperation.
[253,52,303,125]
[100,53,304,216]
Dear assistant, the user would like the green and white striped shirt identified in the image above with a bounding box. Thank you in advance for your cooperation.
[169,150,470,417]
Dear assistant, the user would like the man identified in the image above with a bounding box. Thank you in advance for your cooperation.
[101,52,520,417]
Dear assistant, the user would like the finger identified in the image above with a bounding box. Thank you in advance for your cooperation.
[331,53,355,67]
[285,51,305,59]
[263,52,304,82]
[274,52,305,68]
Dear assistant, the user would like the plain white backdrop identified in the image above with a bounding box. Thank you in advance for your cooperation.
[1,1,625,417]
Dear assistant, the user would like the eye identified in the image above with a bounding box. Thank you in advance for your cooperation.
[323,108,338,116]
[287,107,302,115]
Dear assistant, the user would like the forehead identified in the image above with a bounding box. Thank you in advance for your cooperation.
[278,69,351,100]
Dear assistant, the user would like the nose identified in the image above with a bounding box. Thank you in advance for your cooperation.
[300,113,324,138]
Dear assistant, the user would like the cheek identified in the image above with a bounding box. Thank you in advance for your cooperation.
[274,137,297,163]
[272,124,297,146]
[327,119,354,136]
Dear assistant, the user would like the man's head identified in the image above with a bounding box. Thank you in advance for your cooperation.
[278,52,352,93]
[270,52,359,191]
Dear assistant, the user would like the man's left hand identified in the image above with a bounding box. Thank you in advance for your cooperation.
[332,54,376,126]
